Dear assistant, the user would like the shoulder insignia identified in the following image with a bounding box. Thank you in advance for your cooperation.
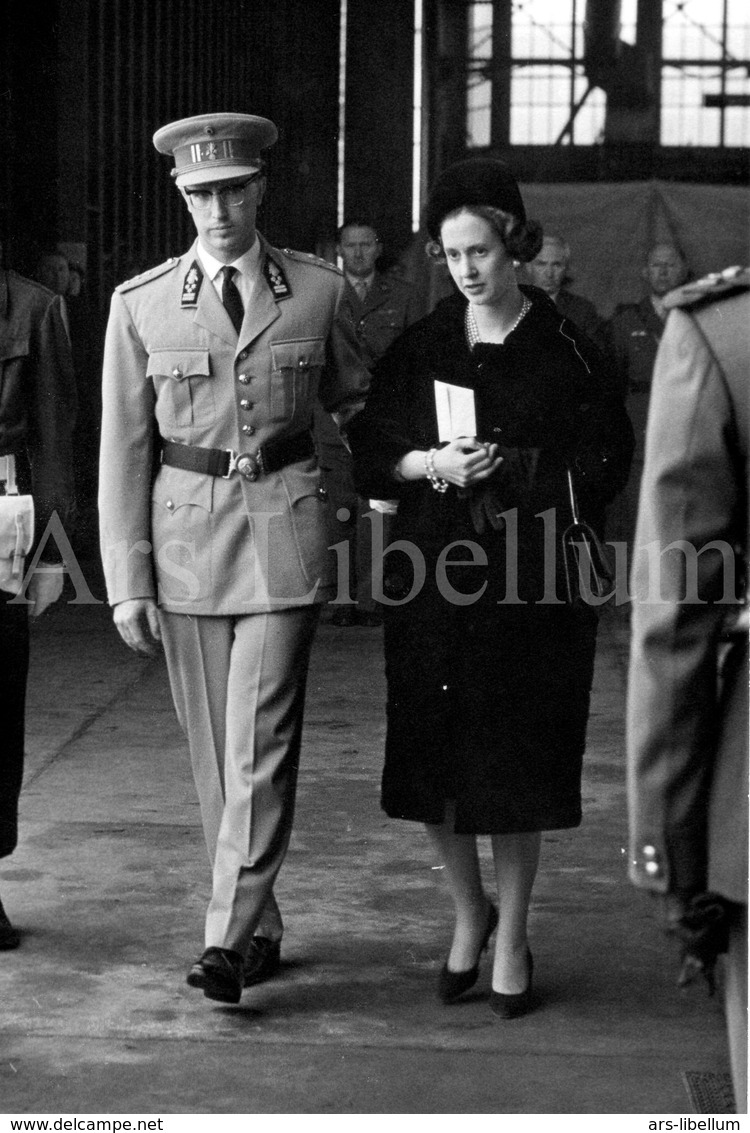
[279,247,342,275]
[180,260,204,307]
[116,258,180,293]
[263,254,293,301]
[664,265,750,310]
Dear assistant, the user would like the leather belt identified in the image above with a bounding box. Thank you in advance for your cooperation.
[161,430,315,483]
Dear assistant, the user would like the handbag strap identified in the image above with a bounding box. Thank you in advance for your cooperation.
[566,468,580,525]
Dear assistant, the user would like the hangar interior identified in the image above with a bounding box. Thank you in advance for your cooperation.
[1,0,748,320]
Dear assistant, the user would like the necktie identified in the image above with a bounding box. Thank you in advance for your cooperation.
[354,279,369,302]
[221,266,244,335]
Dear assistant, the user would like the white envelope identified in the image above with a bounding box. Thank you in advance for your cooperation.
[434,381,477,441]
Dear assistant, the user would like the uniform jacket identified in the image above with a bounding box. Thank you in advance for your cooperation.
[605,296,665,397]
[554,289,604,351]
[627,270,750,905]
[339,272,419,370]
[99,235,370,614]
[604,296,667,462]
[0,270,76,557]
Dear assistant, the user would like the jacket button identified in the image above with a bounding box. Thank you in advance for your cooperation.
[238,373,250,384]
[172,367,182,378]
[166,499,175,510]
[242,424,255,435]
[238,350,248,361]
[240,399,254,411]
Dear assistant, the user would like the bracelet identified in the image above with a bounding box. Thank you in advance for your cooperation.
[425,447,449,493]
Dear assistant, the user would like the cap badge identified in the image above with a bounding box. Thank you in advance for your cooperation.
[181,261,204,307]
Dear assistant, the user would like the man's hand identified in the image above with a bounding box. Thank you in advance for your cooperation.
[113,597,162,656]
[26,564,64,618]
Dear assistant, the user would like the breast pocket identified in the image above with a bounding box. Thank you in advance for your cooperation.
[147,348,215,430]
[269,338,326,423]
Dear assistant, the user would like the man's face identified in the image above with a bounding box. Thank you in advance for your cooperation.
[527,240,567,296]
[645,245,687,297]
[37,254,70,296]
[181,174,265,263]
[338,226,381,277]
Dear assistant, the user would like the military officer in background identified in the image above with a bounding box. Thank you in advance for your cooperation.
[524,233,605,349]
[337,221,418,371]
[604,243,690,553]
[98,113,369,1005]
[627,266,749,1112]
[316,220,418,626]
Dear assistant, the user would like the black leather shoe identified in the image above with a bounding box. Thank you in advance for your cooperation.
[0,899,20,950]
[489,948,534,1019]
[438,902,499,1004]
[186,947,244,1004]
[243,937,281,987]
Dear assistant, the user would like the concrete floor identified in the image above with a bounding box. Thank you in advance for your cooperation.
[0,568,732,1115]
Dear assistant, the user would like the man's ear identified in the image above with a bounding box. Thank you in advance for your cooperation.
[256,176,267,209]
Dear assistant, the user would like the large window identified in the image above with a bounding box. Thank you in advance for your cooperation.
[662,0,750,146]
[465,0,749,148]
[509,0,611,145]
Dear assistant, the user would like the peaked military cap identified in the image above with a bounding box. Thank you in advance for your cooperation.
[153,112,278,186]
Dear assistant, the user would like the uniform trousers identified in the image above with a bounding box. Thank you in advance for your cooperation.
[0,592,29,859]
[160,605,320,956]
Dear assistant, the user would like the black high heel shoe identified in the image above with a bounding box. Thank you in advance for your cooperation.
[489,948,534,1019]
[438,902,499,1004]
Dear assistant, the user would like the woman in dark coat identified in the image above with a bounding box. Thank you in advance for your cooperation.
[348,159,633,1018]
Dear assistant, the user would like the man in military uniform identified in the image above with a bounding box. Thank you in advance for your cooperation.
[0,239,76,949]
[316,221,417,626]
[627,266,749,1111]
[337,221,418,370]
[525,234,604,348]
[98,113,369,1004]
[604,243,690,551]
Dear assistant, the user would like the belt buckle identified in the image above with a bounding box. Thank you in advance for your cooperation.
[235,453,261,481]
[223,449,239,479]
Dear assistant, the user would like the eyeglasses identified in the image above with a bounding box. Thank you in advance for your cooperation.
[184,173,262,211]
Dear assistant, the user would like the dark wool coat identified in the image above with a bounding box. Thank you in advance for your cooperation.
[348,288,634,834]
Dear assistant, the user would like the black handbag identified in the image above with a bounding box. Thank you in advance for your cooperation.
[561,468,615,606]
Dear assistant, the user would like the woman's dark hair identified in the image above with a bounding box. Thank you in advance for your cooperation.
[426,204,544,264]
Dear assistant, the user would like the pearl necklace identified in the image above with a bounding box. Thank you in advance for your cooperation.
[465,295,531,348]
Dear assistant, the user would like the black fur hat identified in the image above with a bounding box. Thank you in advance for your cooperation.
[425,158,542,262]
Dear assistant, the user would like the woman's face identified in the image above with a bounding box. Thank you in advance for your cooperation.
[440,210,517,308]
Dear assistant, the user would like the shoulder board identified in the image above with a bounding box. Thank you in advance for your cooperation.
[278,247,342,275]
[116,258,181,293]
[664,265,750,310]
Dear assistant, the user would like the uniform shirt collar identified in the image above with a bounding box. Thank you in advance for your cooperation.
[346,271,375,291]
[196,238,261,284]
[650,294,668,322]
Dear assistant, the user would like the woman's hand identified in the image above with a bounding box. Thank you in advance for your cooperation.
[431,438,504,488]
